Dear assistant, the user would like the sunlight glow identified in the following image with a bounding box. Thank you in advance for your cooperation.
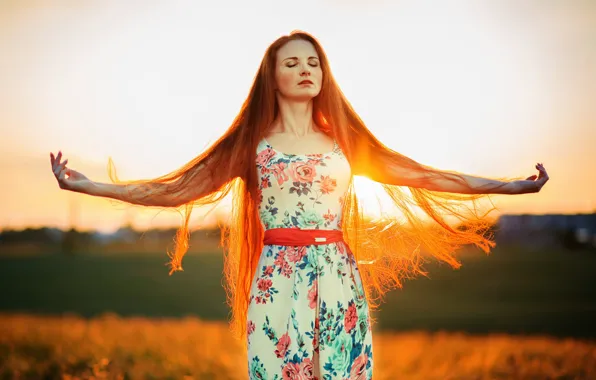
[352,176,391,218]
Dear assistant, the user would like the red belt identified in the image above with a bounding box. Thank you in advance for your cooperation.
[263,228,344,246]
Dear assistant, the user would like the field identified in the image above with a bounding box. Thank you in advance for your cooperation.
[1,245,596,378]
[2,314,595,379]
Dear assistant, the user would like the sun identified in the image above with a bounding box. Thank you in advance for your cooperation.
[352,175,393,218]
[352,175,430,223]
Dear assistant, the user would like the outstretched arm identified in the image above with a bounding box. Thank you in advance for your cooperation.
[411,163,548,194]
[50,151,235,207]
[360,153,549,195]
[85,174,222,207]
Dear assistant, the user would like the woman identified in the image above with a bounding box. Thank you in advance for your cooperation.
[49,31,549,379]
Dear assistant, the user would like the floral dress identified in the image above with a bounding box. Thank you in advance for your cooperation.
[246,138,374,380]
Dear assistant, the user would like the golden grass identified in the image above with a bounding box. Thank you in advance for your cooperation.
[1,313,595,379]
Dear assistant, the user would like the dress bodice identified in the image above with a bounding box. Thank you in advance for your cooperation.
[255,138,352,231]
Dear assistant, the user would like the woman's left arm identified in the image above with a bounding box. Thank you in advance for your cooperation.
[363,157,549,195]
[351,139,549,195]
[417,163,549,195]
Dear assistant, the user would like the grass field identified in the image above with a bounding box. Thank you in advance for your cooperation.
[1,313,595,379]
[1,245,595,338]
[1,245,596,378]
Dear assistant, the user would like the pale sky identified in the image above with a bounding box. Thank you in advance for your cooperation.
[1,0,595,233]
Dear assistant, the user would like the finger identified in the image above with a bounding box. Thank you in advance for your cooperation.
[53,152,63,171]
[58,159,68,172]
[58,167,67,182]
[54,159,68,176]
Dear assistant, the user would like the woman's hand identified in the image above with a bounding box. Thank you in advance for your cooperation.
[50,151,91,193]
[518,162,549,194]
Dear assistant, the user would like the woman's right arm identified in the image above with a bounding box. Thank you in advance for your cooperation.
[50,151,232,208]
[85,181,181,207]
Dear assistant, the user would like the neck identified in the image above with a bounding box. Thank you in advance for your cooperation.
[273,95,315,137]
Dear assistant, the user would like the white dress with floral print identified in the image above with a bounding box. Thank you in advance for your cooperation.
[246,138,374,380]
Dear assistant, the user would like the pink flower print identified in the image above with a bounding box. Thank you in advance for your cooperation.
[270,162,289,185]
[298,358,315,379]
[344,301,358,333]
[259,166,271,176]
[282,362,300,380]
[275,332,291,359]
[247,320,255,335]
[308,280,318,310]
[289,162,317,183]
[323,210,336,223]
[274,251,287,267]
[319,175,337,194]
[263,265,274,276]
[349,353,369,379]
[256,147,275,167]
[257,278,272,292]
[274,251,293,278]
[281,262,293,278]
[287,246,307,263]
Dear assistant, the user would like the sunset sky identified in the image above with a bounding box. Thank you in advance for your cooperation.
[1,0,594,233]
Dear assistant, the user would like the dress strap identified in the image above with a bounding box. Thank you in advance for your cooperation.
[257,138,269,153]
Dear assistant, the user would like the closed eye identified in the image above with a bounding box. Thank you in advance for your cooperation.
[283,57,320,68]
[286,63,319,68]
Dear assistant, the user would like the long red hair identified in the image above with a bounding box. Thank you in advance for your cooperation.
[109,31,512,342]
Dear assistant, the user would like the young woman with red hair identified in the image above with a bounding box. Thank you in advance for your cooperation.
[50,31,549,379]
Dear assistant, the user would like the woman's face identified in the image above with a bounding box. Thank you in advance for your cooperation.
[274,39,323,101]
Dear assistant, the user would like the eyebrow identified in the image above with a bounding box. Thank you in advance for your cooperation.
[282,56,320,62]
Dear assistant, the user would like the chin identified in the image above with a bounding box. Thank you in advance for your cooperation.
[287,90,320,102]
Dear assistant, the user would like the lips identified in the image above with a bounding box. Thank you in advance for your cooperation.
[298,80,313,85]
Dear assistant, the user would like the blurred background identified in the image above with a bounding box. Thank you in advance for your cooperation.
[1,0,595,378]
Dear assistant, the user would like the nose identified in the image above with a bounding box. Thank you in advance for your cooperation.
[299,63,311,77]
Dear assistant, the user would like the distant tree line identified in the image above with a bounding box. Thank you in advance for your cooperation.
[0,226,222,255]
